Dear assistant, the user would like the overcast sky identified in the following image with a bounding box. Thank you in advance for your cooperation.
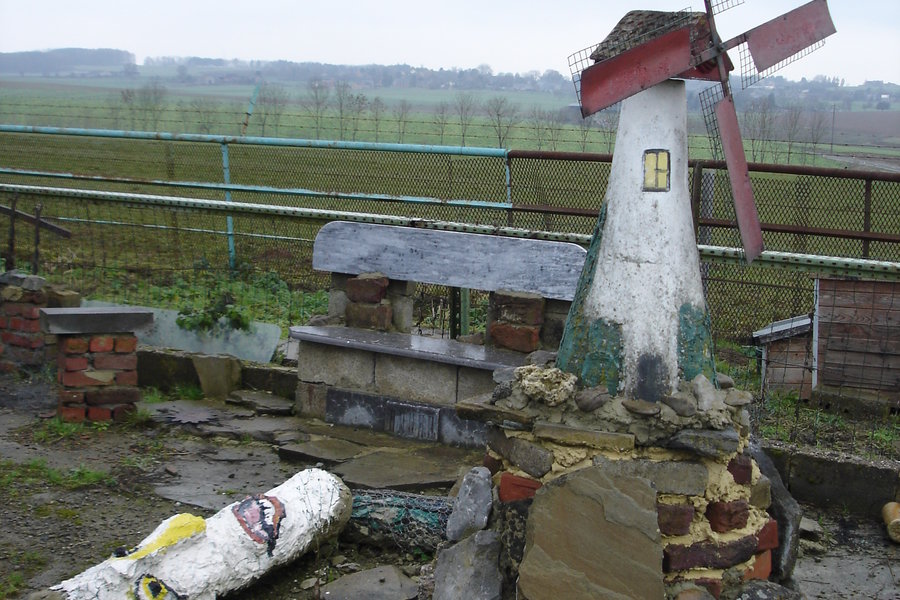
[1,0,897,86]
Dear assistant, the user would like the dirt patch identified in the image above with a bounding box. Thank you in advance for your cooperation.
[0,373,897,599]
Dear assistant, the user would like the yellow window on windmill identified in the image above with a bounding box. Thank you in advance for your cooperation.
[643,149,670,192]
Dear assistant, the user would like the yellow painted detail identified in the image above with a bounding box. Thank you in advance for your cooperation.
[116,513,206,561]
[643,149,670,191]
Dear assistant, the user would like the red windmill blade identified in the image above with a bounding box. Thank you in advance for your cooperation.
[570,0,836,263]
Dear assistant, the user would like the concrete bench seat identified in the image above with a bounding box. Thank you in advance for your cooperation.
[290,325,527,372]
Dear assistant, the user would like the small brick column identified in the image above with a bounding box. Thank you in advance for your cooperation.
[487,290,545,353]
[40,307,153,423]
[0,274,51,372]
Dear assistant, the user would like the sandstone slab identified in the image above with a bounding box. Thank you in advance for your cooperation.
[518,467,664,600]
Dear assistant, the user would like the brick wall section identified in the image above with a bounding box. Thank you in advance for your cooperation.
[56,333,140,423]
[0,277,52,373]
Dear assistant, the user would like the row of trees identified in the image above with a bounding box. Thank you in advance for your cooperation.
[85,78,838,161]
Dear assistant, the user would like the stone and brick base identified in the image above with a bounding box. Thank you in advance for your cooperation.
[40,306,153,423]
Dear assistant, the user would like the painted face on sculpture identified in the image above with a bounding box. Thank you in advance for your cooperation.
[134,574,186,600]
[232,493,286,556]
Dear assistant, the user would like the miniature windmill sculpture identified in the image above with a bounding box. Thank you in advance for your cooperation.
[571,0,836,263]
[556,1,836,404]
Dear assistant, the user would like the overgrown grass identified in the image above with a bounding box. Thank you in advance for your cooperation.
[0,458,115,494]
[752,390,900,460]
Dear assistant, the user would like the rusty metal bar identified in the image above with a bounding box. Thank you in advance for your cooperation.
[698,218,900,245]
[0,202,73,238]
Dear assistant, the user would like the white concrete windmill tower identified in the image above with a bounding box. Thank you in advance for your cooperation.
[557,1,836,404]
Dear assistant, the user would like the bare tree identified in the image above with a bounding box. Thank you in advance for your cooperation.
[304,78,330,140]
[190,97,220,134]
[484,96,520,148]
[432,101,450,144]
[577,114,594,152]
[596,107,620,153]
[257,82,290,137]
[349,93,368,141]
[806,110,830,163]
[528,106,549,150]
[546,109,564,151]
[135,78,167,131]
[333,81,351,140]
[781,103,804,164]
[371,97,386,142]
[393,99,412,143]
[743,98,776,163]
[453,92,478,146]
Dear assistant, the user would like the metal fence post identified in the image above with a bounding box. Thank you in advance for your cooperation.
[221,142,237,270]
[863,178,872,259]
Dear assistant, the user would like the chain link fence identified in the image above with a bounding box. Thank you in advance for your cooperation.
[1,128,898,457]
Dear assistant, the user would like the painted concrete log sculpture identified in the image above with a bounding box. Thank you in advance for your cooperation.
[50,469,352,600]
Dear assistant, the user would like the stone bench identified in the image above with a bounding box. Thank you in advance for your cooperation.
[40,306,153,422]
[291,221,587,446]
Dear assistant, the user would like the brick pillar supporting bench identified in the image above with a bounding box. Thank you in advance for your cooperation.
[40,307,153,423]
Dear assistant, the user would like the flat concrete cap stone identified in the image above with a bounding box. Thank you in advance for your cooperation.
[40,307,153,334]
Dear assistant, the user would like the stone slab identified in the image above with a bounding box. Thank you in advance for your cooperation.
[226,389,294,415]
[312,221,587,301]
[291,325,526,372]
[518,467,664,599]
[40,306,153,334]
[333,449,464,491]
[83,300,281,363]
[278,439,365,464]
[533,421,635,451]
[298,341,376,390]
[434,530,502,600]
[320,565,418,600]
[593,455,709,496]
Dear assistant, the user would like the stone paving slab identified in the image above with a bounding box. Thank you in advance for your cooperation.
[226,389,294,415]
[278,438,366,464]
[334,449,475,491]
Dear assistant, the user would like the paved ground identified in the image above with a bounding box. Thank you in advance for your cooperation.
[0,373,897,598]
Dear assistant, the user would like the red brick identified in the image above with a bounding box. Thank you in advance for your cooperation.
[89,336,115,352]
[86,405,114,422]
[345,302,393,331]
[491,291,545,326]
[114,335,138,353]
[94,353,137,371]
[61,369,116,388]
[728,454,753,485]
[658,502,695,536]
[62,336,90,354]
[663,535,757,572]
[346,274,389,303]
[483,453,503,475]
[706,499,750,533]
[85,386,141,406]
[489,322,540,353]
[10,316,41,333]
[756,519,779,552]
[58,389,86,405]
[115,370,138,386]
[58,405,86,423]
[744,550,772,581]
[4,303,42,319]
[0,316,7,328]
[112,404,136,422]
[498,472,542,503]
[63,356,89,371]
[2,331,44,349]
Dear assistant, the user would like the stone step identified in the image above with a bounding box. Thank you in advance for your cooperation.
[226,389,294,415]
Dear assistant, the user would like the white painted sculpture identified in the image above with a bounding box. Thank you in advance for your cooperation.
[52,469,352,600]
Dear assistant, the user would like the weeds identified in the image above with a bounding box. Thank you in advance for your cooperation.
[33,417,86,444]
[0,458,115,494]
